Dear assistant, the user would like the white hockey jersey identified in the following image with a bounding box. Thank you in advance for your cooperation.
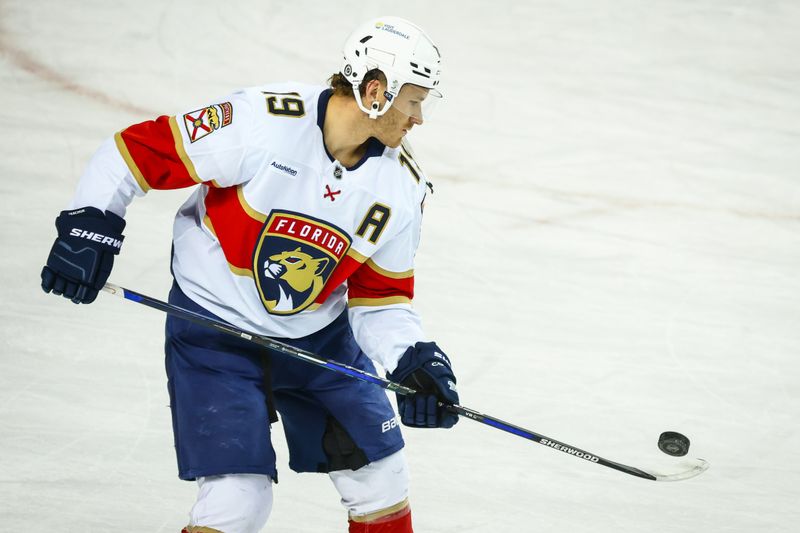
[69,83,431,372]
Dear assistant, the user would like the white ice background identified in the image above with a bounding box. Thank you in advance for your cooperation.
[1,0,799,531]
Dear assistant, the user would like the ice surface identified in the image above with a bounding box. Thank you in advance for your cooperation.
[1,0,799,531]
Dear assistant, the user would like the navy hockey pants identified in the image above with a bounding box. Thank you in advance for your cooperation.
[165,282,404,481]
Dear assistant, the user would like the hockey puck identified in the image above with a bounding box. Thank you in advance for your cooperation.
[658,431,690,456]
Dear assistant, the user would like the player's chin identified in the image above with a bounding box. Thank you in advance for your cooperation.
[394,129,410,146]
[385,136,404,148]
[376,129,406,148]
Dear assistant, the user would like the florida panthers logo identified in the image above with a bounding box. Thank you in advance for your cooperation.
[254,211,351,315]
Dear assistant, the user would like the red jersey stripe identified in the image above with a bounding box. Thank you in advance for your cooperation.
[348,261,414,301]
[314,251,365,304]
[204,185,264,273]
[116,116,202,190]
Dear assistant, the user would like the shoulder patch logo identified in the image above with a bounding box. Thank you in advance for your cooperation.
[253,211,352,315]
[183,102,233,143]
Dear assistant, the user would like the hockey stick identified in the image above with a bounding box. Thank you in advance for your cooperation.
[101,283,415,395]
[102,282,709,482]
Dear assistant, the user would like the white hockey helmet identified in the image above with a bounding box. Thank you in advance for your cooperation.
[341,16,442,120]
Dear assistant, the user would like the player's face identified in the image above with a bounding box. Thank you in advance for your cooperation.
[374,84,430,147]
[391,83,430,125]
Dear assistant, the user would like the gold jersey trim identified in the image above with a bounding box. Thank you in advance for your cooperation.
[349,499,410,523]
[114,131,151,192]
[237,185,268,223]
[202,215,218,237]
[202,215,253,277]
[228,263,253,277]
[347,247,369,264]
[168,116,203,184]
[347,296,411,308]
[365,259,413,279]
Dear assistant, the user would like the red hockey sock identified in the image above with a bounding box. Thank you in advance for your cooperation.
[348,504,413,532]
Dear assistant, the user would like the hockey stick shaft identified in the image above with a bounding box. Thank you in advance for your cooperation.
[103,282,708,482]
[101,283,415,395]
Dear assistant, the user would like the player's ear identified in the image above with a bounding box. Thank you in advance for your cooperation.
[364,78,383,103]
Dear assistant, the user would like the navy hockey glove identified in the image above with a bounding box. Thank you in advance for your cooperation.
[41,207,126,304]
[388,341,459,429]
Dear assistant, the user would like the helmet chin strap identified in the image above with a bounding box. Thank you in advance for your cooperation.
[369,101,380,120]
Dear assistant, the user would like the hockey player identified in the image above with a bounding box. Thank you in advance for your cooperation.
[40,16,458,533]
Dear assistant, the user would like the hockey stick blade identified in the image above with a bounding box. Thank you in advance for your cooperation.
[640,458,710,482]
[446,404,710,482]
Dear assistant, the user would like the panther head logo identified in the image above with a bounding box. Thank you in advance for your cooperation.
[253,211,352,316]
[261,247,329,313]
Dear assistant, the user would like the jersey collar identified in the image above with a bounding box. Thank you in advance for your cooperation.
[317,88,386,172]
